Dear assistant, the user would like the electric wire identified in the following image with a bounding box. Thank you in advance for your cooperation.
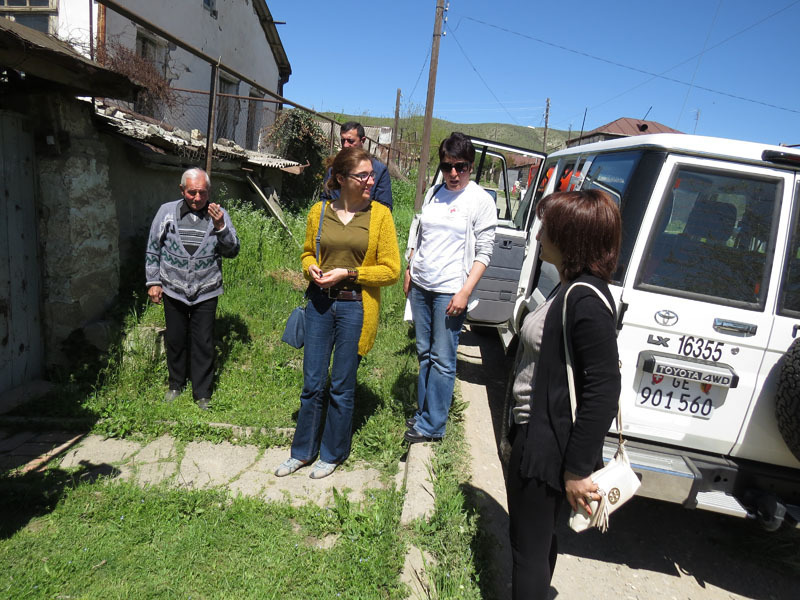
[445,23,520,125]
[676,0,722,128]
[463,7,800,117]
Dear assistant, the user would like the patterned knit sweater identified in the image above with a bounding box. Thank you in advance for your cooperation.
[145,199,240,305]
[301,201,400,356]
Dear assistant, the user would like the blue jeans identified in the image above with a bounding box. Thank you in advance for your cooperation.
[291,288,363,464]
[409,283,466,438]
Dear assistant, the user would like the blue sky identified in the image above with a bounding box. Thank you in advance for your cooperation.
[272,1,800,146]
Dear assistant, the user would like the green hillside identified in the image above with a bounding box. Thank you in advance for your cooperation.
[322,112,571,154]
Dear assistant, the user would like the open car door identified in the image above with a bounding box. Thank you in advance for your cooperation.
[463,137,546,326]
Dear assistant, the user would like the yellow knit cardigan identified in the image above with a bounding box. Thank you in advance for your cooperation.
[301,201,401,356]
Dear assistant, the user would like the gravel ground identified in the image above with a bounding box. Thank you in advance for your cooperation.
[457,328,800,600]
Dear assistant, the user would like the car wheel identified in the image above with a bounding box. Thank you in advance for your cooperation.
[775,337,800,461]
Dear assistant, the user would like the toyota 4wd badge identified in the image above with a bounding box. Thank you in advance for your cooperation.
[655,310,678,326]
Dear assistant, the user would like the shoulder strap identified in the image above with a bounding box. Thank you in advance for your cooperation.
[562,282,622,440]
[315,199,327,262]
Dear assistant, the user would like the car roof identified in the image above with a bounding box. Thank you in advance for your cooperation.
[548,133,800,168]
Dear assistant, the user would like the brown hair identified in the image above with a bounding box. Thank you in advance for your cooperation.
[536,190,621,282]
[325,147,372,191]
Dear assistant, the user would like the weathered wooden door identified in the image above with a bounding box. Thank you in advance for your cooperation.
[0,110,43,394]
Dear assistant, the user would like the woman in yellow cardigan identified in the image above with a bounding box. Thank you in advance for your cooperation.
[275,147,400,479]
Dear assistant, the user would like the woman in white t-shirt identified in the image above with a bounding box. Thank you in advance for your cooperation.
[403,132,497,442]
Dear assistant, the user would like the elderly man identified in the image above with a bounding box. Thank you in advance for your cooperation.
[322,121,393,209]
[145,167,240,410]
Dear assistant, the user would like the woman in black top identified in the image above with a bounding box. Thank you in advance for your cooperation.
[507,190,622,599]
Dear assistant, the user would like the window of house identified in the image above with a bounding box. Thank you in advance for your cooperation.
[0,0,58,34]
[216,78,240,141]
[134,31,169,118]
[245,90,264,150]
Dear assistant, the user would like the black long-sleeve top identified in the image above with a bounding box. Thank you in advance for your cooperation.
[518,273,621,491]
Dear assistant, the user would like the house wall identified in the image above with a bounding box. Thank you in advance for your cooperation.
[57,0,282,148]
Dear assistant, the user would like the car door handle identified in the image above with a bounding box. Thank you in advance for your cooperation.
[713,318,757,337]
[500,239,513,249]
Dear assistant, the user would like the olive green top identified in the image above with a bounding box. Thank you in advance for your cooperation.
[319,203,371,274]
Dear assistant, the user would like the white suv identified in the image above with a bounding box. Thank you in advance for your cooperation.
[467,133,800,530]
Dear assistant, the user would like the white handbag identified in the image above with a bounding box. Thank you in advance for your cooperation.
[562,282,641,533]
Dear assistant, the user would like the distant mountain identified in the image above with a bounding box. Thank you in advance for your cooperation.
[321,112,571,154]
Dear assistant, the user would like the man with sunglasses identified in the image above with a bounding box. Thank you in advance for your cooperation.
[322,121,393,210]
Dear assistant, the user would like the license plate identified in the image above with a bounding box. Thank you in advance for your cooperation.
[637,375,724,419]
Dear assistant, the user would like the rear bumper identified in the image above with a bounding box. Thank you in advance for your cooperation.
[606,437,800,527]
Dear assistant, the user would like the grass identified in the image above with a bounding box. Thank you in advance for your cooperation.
[0,476,405,599]
[0,177,489,599]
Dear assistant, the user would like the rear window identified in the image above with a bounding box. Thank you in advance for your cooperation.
[778,185,800,317]
[637,166,781,309]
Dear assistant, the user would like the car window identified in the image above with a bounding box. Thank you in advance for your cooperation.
[778,184,800,316]
[637,166,781,309]
[581,152,643,283]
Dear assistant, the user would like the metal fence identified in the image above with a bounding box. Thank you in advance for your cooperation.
[93,0,419,171]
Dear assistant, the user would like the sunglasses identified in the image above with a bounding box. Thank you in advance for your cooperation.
[440,161,470,174]
[341,137,362,146]
[348,171,376,183]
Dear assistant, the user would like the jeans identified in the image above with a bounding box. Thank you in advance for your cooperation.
[291,287,363,464]
[163,295,218,399]
[409,283,466,438]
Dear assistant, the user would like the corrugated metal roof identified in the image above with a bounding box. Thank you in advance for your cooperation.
[94,102,300,170]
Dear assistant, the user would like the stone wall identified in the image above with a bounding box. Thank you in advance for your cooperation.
[33,96,120,365]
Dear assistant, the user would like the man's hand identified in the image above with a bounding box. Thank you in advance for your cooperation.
[148,285,163,304]
[208,202,225,230]
[403,268,412,297]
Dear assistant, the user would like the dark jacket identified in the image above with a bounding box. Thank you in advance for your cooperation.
[518,274,621,491]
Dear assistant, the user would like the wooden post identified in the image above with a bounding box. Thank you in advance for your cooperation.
[414,0,445,210]
[391,88,401,167]
[542,97,550,153]
[205,61,220,174]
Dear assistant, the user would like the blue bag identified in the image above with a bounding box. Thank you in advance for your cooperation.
[281,306,306,348]
[281,199,326,349]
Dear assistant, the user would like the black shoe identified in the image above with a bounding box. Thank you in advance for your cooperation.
[196,398,211,411]
[164,389,181,403]
[404,428,438,444]
[405,417,416,429]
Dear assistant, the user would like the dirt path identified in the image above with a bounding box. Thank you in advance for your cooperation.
[457,328,800,600]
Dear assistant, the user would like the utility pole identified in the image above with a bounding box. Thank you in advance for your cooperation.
[415,0,446,210]
[392,88,401,168]
[542,97,550,153]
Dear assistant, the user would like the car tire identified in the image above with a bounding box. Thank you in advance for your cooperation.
[775,337,800,461]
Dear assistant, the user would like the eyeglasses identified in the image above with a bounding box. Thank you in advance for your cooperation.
[348,171,376,183]
[440,161,470,174]
[341,137,362,147]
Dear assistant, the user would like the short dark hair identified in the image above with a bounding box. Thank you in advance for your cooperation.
[341,121,365,139]
[438,131,475,163]
[536,190,621,282]
[325,147,372,191]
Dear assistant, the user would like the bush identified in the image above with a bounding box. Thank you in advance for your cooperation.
[263,110,328,212]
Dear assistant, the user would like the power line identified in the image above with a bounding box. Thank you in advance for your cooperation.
[464,9,800,116]
[551,0,800,128]
[445,23,520,125]
[408,41,432,101]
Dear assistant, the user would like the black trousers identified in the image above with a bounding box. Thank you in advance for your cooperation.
[163,295,218,399]
[506,424,562,600]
